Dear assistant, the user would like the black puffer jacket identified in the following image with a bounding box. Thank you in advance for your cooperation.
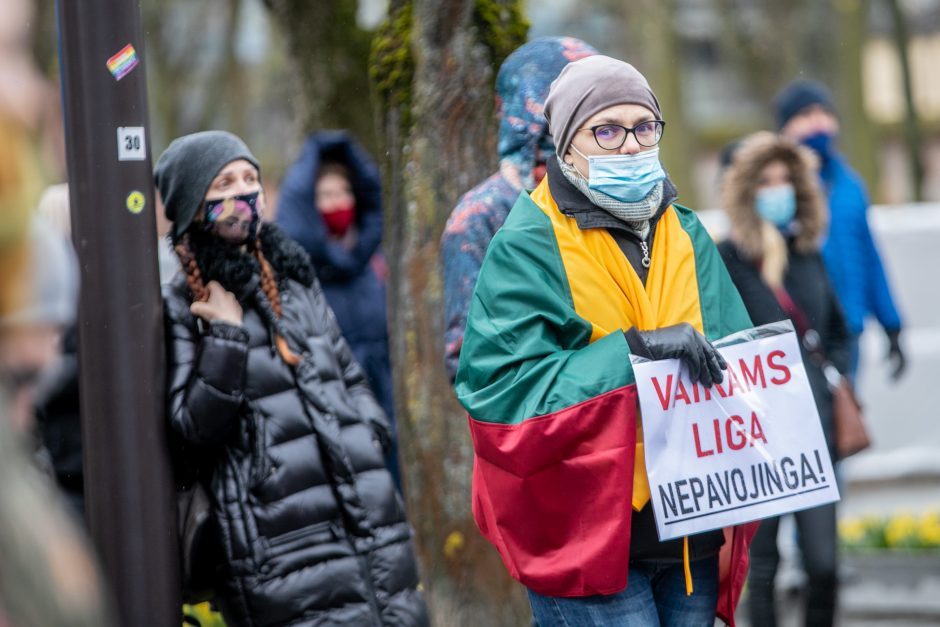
[163,227,427,626]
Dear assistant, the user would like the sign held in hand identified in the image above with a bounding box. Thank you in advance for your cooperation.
[631,321,839,541]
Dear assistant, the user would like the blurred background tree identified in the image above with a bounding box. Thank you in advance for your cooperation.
[23,0,940,203]
[264,0,379,153]
[884,0,926,200]
[368,1,531,624]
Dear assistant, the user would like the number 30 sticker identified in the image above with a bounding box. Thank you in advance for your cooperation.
[117,126,146,161]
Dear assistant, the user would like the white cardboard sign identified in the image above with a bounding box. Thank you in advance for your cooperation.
[631,321,840,541]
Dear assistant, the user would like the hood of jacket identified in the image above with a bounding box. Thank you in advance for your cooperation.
[275,131,383,280]
[721,131,827,265]
[496,37,596,190]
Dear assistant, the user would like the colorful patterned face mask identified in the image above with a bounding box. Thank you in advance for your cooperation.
[203,190,261,244]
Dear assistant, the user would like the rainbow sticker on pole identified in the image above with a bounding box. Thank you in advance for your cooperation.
[106,44,139,81]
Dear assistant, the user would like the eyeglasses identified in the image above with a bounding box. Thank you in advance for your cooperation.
[584,120,666,150]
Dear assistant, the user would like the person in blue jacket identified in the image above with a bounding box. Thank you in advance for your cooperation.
[276,131,400,489]
[775,79,906,382]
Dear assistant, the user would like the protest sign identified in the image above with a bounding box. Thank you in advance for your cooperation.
[630,321,839,541]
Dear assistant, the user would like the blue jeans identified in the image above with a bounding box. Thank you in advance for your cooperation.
[527,556,719,627]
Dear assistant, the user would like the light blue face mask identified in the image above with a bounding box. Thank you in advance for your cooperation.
[755,184,797,227]
[570,145,666,203]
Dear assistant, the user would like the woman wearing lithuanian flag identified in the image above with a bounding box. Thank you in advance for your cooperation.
[454,55,758,626]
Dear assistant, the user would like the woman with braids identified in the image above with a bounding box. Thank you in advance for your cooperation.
[156,131,427,627]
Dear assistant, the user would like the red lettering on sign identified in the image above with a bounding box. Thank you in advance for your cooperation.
[726,415,746,450]
[750,411,768,444]
[767,350,791,385]
[739,355,766,390]
[693,423,713,458]
[692,412,770,457]
[652,374,674,411]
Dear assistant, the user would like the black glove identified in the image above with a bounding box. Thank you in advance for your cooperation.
[886,329,906,381]
[627,323,727,388]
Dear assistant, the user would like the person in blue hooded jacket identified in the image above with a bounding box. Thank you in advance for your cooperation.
[276,131,401,488]
[775,79,906,383]
[440,37,597,380]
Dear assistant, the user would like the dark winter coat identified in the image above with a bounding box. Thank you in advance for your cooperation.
[719,242,850,456]
[276,132,393,425]
[163,226,426,626]
[34,326,84,514]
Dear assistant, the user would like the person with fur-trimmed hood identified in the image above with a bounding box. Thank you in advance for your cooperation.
[157,131,427,626]
[718,131,850,627]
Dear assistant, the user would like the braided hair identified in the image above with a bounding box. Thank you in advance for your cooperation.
[254,244,300,366]
[174,233,209,302]
[173,232,301,366]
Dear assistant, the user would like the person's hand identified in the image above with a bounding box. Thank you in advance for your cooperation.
[634,323,727,388]
[886,329,906,381]
[190,281,243,327]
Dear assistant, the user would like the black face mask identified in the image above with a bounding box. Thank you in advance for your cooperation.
[202,190,262,245]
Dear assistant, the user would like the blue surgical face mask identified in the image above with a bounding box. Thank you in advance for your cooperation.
[755,184,797,227]
[570,145,666,203]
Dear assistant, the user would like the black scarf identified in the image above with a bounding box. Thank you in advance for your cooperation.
[185,223,315,301]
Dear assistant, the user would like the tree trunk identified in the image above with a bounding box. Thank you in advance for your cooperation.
[833,0,879,198]
[625,0,698,209]
[715,0,805,108]
[372,1,530,624]
[265,0,378,152]
[885,0,925,201]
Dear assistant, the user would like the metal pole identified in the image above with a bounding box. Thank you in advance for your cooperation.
[56,1,180,624]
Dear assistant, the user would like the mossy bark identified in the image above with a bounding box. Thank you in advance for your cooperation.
[372,1,530,624]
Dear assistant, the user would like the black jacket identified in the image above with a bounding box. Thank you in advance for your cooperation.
[718,241,851,457]
[34,327,84,513]
[163,230,427,626]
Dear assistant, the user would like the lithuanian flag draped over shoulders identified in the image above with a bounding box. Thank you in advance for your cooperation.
[455,176,757,624]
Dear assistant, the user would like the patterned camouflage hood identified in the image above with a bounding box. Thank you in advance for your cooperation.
[495,37,596,189]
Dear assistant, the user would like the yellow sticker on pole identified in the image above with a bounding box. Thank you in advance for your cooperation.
[126,191,146,214]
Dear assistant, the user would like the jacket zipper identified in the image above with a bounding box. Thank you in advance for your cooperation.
[358,547,384,625]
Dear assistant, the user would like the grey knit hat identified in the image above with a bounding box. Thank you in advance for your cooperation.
[544,55,662,159]
[154,130,260,240]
